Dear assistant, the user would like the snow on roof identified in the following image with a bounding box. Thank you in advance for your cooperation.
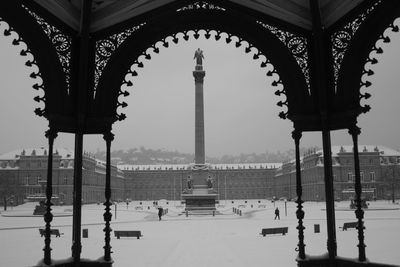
[0,147,74,160]
[118,162,282,171]
[317,145,400,157]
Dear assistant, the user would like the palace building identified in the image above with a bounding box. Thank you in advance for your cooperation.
[120,163,279,202]
[0,148,125,205]
[1,146,398,206]
[274,145,400,202]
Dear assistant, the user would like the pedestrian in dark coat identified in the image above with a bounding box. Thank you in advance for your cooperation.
[158,207,163,221]
[274,207,280,220]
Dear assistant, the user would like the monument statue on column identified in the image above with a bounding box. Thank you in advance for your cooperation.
[194,48,204,66]
[182,49,218,213]
[193,48,206,165]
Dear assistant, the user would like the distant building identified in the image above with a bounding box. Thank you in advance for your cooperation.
[120,163,280,201]
[2,145,399,205]
[274,146,400,201]
[0,148,125,205]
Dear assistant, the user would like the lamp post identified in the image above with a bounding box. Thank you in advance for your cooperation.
[384,164,399,203]
[390,164,399,203]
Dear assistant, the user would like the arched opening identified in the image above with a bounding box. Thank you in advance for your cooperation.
[109,31,292,156]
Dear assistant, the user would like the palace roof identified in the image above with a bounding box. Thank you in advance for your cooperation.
[0,147,74,160]
[321,145,400,157]
[118,162,282,171]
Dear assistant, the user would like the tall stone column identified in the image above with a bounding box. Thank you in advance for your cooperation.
[193,48,206,165]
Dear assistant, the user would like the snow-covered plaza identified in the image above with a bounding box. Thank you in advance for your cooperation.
[1,200,399,267]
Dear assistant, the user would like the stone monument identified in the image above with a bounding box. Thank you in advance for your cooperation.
[182,49,218,213]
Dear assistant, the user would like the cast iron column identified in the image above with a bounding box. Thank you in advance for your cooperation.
[43,128,57,265]
[349,125,366,261]
[71,0,92,264]
[293,130,306,260]
[72,132,83,262]
[103,131,114,261]
[310,0,337,262]
[321,124,337,260]
[193,57,206,165]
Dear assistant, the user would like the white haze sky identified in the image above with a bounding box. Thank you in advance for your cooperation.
[0,19,400,157]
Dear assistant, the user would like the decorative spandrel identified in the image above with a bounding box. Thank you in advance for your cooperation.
[331,0,382,91]
[257,21,310,94]
[94,23,146,97]
[22,5,72,93]
[0,15,47,118]
[177,1,225,12]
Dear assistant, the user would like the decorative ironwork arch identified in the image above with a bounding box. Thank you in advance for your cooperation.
[93,2,313,128]
[0,3,73,127]
[333,1,400,127]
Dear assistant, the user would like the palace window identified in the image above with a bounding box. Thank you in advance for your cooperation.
[347,172,353,182]
[370,172,375,182]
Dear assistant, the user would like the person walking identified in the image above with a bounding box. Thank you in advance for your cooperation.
[158,207,163,221]
[274,207,280,220]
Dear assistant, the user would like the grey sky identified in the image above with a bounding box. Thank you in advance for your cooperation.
[1,19,400,157]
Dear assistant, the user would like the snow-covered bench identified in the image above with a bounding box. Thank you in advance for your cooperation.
[114,230,142,239]
[340,222,358,231]
[39,228,62,237]
[260,227,288,236]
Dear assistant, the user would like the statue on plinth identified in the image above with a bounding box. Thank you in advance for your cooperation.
[206,175,213,188]
[194,48,204,66]
[187,175,193,189]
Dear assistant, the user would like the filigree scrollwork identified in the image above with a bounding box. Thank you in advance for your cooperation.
[94,23,146,97]
[331,1,382,91]
[22,5,72,93]
[1,16,46,118]
[117,29,287,122]
[358,18,398,115]
[177,1,225,12]
[257,21,310,94]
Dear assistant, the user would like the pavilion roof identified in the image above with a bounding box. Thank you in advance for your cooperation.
[31,0,366,32]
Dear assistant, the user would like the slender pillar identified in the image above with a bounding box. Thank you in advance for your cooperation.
[43,129,57,265]
[71,132,83,263]
[349,125,366,261]
[322,125,337,261]
[71,0,92,264]
[309,0,337,262]
[193,49,206,165]
[292,130,306,260]
[103,131,114,261]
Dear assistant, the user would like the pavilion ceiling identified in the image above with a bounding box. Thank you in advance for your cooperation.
[32,0,366,32]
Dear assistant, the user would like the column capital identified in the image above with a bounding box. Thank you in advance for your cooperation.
[348,125,361,136]
[193,70,205,83]
[291,130,302,142]
[103,131,114,142]
[45,129,58,140]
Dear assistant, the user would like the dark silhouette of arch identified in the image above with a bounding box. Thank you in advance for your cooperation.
[335,1,400,123]
[93,5,312,128]
[0,2,72,128]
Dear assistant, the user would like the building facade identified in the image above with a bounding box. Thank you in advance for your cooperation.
[2,145,399,205]
[120,163,279,201]
[0,148,125,205]
[274,146,400,201]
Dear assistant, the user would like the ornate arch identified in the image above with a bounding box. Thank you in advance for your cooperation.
[334,0,400,124]
[92,0,313,129]
[0,2,73,129]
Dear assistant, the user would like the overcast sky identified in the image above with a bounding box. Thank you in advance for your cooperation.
[1,19,400,157]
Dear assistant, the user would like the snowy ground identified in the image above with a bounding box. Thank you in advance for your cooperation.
[1,200,399,267]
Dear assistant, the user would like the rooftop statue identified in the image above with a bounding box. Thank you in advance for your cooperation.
[194,48,204,66]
